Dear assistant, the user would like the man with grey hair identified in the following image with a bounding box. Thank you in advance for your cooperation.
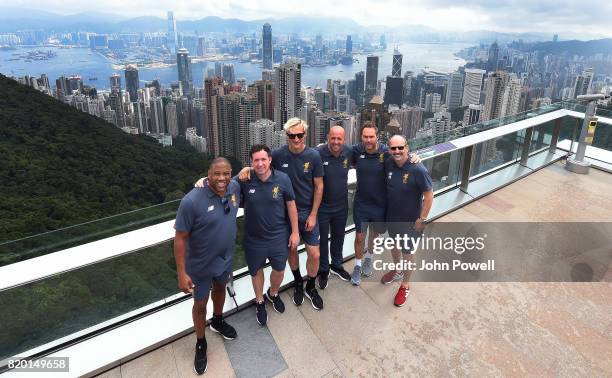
[382,135,433,307]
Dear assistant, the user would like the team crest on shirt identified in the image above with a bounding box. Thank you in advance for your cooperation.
[379,153,384,162]
[402,173,410,184]
[231,193,237,207]
[303,162,310,172]
[343,158,349,168]
[272,185,280,199]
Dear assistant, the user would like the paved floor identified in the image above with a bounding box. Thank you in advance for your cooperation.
[98,163,612,377]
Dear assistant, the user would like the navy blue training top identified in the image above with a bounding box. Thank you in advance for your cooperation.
[352,143,390,208]
[175,181,241,280]
[238,170,295,248]
[384,158,433,222]
[272,145,324,213]
[317,144,352,214]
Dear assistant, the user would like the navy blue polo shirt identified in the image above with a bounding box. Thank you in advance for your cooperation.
[352,143,390,208]
[238,170,295,248]
[272,145,324,213]
[385,158,433,222]
[174,181,241,280]
[317,144,352,214]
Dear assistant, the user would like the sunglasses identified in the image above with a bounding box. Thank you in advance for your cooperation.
[220,196,231,214]
[390,146,406,151]
[286,132,305,140]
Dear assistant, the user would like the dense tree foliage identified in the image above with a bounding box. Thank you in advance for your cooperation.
[0,74,242,243]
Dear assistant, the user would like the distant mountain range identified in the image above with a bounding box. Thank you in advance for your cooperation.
[0,7,607,43]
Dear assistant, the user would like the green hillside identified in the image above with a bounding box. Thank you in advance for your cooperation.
[0,74,225,242]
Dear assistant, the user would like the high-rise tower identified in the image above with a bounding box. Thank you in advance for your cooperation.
[262,23,273,70]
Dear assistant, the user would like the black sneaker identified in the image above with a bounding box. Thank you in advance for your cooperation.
[255,300,267,326]
[210,317,237,340]
[317,270,329,290]
[293,281,304,306]
[194,342,207,375]
[304,286,324,310]
[330,265,351,281]
[266,288,285,313]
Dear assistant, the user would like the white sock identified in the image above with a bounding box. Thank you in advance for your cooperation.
[355,259,362,267]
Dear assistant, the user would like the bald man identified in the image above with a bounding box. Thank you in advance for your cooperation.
[382,135,433,307]
[174,158,240,375]
[316,125,353,289]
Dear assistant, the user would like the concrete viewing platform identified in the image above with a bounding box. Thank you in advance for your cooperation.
[96,162,612,377]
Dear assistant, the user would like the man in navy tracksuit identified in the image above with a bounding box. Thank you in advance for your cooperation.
[316,125,353,289]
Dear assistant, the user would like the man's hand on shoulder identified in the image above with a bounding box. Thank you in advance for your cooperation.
[194,177,207,188]
[409,153,421,164]
[238,167,252,181]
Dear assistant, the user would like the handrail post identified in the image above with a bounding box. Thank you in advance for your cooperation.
[548,118,561,153]
[520,127,534,166]
[460,146,474,193]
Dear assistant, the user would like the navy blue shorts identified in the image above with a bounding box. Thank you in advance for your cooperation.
[192,270,231,301]
[298,211,320,246]
[353,201,386,233]
[245,246,289,276]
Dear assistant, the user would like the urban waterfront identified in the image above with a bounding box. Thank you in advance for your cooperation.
[0,42,469,89]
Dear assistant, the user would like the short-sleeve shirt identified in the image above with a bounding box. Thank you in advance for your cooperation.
[352,143,390,209]
[174,181,241,280]
[272,145,324,213]
[385,158,433,222]
[317,144,352,214]
[238,170,295,248]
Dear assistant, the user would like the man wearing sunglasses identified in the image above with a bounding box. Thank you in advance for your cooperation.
[383,135,433,307]
[236,118,325,310]
[174,157,241,375]
[273,118,325,310]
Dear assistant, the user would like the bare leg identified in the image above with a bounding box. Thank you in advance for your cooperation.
[354,231,366,259]
[305,244,320,277]
[210,281,226,315]
[269,269,284,296]
[251,269,265,302]
[192,298,208,339]
[288,246,299,271]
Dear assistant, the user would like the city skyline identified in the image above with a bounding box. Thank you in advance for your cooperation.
[2,1,612,38]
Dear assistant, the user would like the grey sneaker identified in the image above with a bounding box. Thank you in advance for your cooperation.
[351,265,362,286]
[362,256,374,277]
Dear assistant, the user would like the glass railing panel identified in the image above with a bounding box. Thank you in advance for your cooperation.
[469,131,522,177]
[422,149,464,192]
[592,120,611,152]
[0,200,180,267]
[0,239,177,362]
[529,121,555,153]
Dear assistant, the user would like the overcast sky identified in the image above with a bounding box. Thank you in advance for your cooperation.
[5,0,612,36]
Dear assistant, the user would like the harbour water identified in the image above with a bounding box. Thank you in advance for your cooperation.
[0,42,470,89]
